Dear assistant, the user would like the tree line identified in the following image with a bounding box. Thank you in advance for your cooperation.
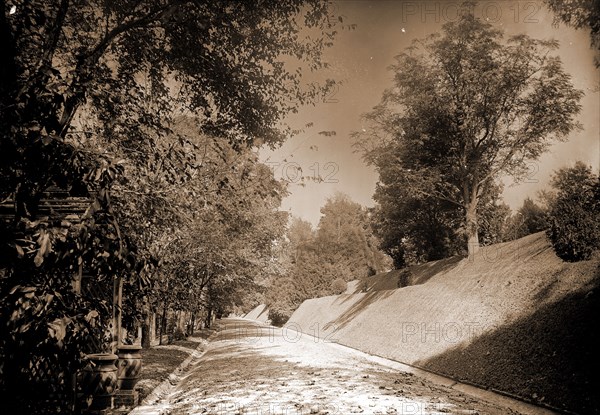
[0,1,342,412]
[265,193,391,325]
[352,8,597,267]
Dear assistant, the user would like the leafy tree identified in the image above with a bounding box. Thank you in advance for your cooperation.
[148,125,288,331]
[353,10,583,257]
[266,195,391,324]
[546,162,600,261]
[287,217,316,263]
[370,179,463,268]
[0,1,339,411]
[315,193,391,279]
[503,197,548,241]
[545,0,600,67]
[474,182,512,246]
[520,198,549,234]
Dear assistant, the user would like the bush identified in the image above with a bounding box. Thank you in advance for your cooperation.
[268,309,290,327]
[546,164,600,262]
[173,328,186,341]
[397,268,413,288]
[547,194,600,261]
[330,278,347,294]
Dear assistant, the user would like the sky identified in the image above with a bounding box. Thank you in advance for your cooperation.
[260,0,600,227]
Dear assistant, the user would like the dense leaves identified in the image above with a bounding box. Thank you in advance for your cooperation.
[353,10,583,257]
[0,1,339,412]
[503,198,548,242]
[546,162,600,261]
[267,195,391,324]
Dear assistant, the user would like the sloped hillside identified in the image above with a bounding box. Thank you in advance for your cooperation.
[349,255,464,293]
[243,303,270,323]
[288,232,599,414]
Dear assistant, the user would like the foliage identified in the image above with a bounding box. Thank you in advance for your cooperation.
[268,309,291,327]
[0,215,111,413]
[353,9,583,257]
[503,198,548,241]
[147,121,289,331]
[370,181,463,268]
[266,195,391,323]
[0,0,340,411]
[315,193,391,278]
[369,141,509,267]
[545,0,600,67]
[546,162,600,261]
[331,278,348,294]
[397,269,413,288]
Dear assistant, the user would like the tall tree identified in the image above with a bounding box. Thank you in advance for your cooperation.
[266,195,392,325]
[503,197,548,242]
[353,10,583,257]
[0,2,339,411]
[315,193,391,279]
[0,0,338,217]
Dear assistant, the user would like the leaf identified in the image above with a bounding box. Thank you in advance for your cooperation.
[9,285,21,295]
[47,318,67,345]
[19,322,32,333]
[33,232,51,267]
[85,310,99,323]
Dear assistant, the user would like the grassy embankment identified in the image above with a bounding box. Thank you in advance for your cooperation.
[288,232,600,414]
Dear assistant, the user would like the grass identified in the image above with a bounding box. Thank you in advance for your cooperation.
[135,328,216,403]
[288,232,600,414]
[420,283,600,414]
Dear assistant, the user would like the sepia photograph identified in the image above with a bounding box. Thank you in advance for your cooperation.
[0,1,598,414]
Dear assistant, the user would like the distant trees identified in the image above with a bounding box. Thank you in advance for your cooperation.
[315,193,391,278]
[353,10,583,258]
[144,118,288,336]
[546,162,600,261]
[266,194,391,325]
[503,198,548,241]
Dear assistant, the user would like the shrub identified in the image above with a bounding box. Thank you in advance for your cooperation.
[173,328,186,341]
[330,278,347,294]
[547,193,600,261]
[397,268,413,288]
[268,309,290,327]
[546,163,600,262]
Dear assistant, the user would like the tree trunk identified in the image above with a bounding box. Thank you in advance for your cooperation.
[205,307,212,329]
[466,199,479,257]
[141,314,150,349]
[141,299,151,349]
[150,312,156,344]
[188,311,195,336]
[159,302,167,346]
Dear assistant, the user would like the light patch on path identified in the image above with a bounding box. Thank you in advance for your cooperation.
[131,318,526,415]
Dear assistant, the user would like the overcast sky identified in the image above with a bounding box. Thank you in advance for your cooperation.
[260,0,600,227]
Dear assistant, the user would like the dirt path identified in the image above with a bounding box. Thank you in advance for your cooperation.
[131,318,530,415]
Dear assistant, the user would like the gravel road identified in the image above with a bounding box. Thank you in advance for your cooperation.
[131,318,531,415]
